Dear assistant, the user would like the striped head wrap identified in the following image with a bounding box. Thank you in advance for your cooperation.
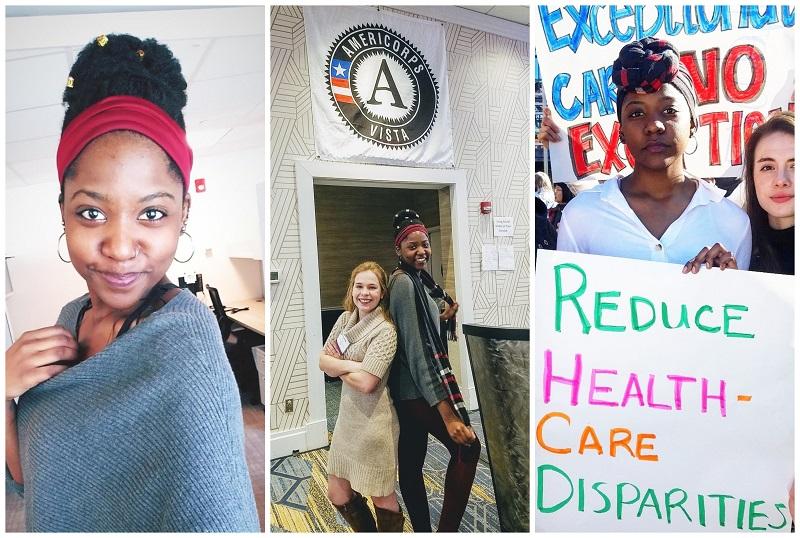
[612,37,698,130]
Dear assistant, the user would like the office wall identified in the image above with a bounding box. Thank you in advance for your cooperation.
[5,148,264,339]
[270,6,530,434]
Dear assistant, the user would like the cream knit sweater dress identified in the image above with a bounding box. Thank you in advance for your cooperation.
[325,307,399,496]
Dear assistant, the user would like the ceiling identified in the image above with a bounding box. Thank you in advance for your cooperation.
[460,5,529,26]
[6,6,265,189]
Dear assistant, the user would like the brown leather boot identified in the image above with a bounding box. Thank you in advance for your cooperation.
[334,491,377,532]
[375,505,405,532]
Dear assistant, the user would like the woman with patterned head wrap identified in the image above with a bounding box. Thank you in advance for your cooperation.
[387,209,481,532]
[557,37,751,269]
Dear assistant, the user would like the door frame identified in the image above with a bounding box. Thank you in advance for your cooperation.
[281,159,475,456]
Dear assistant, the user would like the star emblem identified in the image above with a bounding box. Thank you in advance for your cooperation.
[333,62,347,77]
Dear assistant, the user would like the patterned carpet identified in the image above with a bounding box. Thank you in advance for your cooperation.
[270,380,500,532]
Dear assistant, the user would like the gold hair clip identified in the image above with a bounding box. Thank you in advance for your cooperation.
[66,76,74,89]
[96,34,108,47]
[136,49,145,59]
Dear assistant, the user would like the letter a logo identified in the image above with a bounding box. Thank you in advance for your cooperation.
[367,59,406,109]
[326,24,439,148]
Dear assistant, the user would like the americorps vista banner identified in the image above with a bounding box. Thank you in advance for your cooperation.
[305,6,454,167]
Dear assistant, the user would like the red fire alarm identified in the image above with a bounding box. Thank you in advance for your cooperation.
[480,201,492,214]
[195,178,206,193]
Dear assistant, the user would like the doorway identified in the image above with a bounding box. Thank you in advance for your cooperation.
[312,185,462,434]
[283,160,474,456]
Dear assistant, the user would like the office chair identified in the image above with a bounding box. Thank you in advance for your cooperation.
[206,284,262,404]
[206,285,233,341]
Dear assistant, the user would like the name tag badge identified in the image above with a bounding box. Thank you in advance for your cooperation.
[336,334,350,354]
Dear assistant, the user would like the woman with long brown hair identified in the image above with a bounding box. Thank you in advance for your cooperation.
[684,111,794,275]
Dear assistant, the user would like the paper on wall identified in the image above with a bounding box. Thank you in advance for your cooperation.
[498,245,515,270]
[482,245,499,271]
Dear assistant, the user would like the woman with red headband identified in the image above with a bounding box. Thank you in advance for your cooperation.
[387,209,480,532]
[5,34,259,531]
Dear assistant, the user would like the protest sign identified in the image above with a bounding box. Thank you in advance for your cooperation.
[533,5,795,181]
[535,250,794,531]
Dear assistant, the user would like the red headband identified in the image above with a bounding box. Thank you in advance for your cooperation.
[395,223,429,249]
[56,96,193,188]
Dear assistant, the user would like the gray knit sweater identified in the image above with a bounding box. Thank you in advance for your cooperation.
[387,271,447,405]
[8,290,260,532]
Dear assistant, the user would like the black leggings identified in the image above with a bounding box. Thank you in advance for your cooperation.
[396,398,481,532]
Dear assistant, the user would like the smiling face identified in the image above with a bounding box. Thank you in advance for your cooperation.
[60,131,189,314]
[753,131,795,230]
[351,270,383,318]
[396,230,431,271]
[620,83,694,172]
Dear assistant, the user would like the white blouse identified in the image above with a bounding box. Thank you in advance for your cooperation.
[557,176,752,269]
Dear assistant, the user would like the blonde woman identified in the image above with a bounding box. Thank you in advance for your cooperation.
[319,261,402,532]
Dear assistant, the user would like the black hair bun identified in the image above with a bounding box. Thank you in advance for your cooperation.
[392,208,423,236]
[62,33,187,131]
[612,37,680,94]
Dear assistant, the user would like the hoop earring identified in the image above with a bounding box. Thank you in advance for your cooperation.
[685,135,699,155]
[174,229,195,263]
[618,137,628,162]
[57,231,71,263]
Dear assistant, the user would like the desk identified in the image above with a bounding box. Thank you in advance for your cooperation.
[227,298,265,336]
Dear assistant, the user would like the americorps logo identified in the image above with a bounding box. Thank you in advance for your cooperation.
[325,24,439,149]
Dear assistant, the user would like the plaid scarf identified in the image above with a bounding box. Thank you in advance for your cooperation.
[397,261,470,425]
[419,269,458,342]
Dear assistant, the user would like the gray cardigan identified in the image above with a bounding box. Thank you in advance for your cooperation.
[387,271,447,406]
[9,290,260,532]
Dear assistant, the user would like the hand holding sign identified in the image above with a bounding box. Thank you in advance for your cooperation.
[682,243,739,274]
[537,107,562,146]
